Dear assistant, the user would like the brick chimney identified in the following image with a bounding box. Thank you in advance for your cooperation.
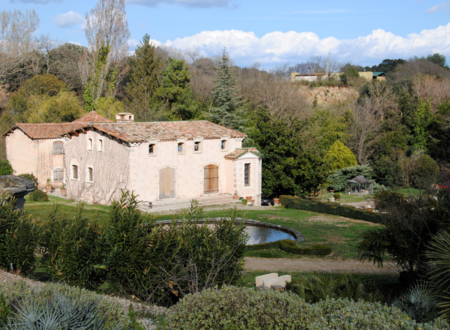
[116,112,134,123]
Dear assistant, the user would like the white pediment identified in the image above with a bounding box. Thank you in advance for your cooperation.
[238,152,260,160]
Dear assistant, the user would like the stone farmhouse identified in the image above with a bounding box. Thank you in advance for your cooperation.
[4,111,262,206]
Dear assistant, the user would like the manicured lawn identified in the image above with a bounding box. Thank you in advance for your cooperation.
[24,196,111,225]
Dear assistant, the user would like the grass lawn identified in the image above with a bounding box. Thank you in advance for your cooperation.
[24,195,111,225]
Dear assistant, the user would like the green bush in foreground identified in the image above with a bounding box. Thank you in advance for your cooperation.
[28,189,48,202]
[164,286,449,330]
[0,281,133,329]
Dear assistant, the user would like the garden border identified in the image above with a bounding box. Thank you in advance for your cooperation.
[153,217,304,244]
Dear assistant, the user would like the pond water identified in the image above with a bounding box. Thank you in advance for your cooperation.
[244,225,296,245]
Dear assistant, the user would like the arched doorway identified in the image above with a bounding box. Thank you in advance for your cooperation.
[204,165,219,194]
[159,167,176,199]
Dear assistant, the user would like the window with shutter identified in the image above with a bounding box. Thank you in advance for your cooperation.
[52,141,64,154]
[53,168,64,182]
[72,165,78,180]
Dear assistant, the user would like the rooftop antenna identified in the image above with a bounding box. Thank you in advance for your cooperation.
[325,53,331,78]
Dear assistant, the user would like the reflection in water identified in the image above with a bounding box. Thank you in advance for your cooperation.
[245,226,295,245]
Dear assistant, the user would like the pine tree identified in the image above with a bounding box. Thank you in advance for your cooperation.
[210,50,245,130]
[153,57,197,120]
[125,34,163,121]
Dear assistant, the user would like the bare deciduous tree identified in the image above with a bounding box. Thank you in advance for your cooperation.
[412,74,450,112]
[348,97,383,164]
[0,10,40,85]
[79,0,130,101]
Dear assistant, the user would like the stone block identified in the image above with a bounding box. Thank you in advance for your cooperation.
[255,273,278,287]
[262,275,292,288]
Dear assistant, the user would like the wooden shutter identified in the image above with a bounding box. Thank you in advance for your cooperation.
[53,168,64,182]
[159,167,176,199]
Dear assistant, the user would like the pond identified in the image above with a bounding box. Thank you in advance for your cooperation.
[245,225,296,245]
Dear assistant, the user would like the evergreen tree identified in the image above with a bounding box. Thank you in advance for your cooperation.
[210,50,245,130]
[125,34,163,121]
[153,57,197,120]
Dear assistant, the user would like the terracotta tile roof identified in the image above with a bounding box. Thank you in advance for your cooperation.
[91,121,246,143]
[4,123,86,139]
[72,111,113,123]
[225,148,262,160]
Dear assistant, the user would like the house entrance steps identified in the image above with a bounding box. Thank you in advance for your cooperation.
[138,193,240,213]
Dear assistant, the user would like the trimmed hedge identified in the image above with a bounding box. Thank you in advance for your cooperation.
[279,239,332,256]
[280,195,382,224]
[247,239,332,256]
[246,240,281,251]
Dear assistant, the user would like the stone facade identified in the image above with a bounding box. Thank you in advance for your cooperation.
[4,112,263,206]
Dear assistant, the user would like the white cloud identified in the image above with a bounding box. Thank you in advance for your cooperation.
[53,11,85,28]
[150,24,450,66]
[426,1,450,13]
[127,0,235,8]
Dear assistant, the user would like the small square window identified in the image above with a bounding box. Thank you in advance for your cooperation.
[149,144,155,154]
[221,140,227,150]
[194,141,201,152]
[178,143,184,153]
[72,165,79,180]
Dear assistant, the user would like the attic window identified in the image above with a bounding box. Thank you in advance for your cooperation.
[149,144,155,155]
[52,141,64,154]
[194,141,201,152]
[221,140,227,150]
[98,139,103,151]
[88,138,93,150]
[178,143,184,153]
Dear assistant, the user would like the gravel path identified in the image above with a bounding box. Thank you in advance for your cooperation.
[244,257,398,274]
[0,269,167,330]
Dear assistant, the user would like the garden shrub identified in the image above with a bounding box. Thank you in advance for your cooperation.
[164,286,449,330]
[18,173,38,185]
[0,160,13,176]
[247,239,332,256]
[0,281,133,329]
[286,272,383,303]
[334,193,341,200]
[104,193,247,305]
[40,204,106,288]
[28,189,48,201]
[0,200,41,275]
[245,240,282,251]
[279,240,332,256]
[280,195,382,224]
[165,286,314,330]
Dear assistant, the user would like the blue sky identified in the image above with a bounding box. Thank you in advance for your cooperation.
[3,0,450,67]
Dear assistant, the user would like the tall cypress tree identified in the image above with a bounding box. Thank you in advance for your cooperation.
[210,50,245,130]
[125,34,163,121]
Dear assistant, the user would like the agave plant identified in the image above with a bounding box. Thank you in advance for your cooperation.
[4,293,116,329]
[391,282,438,322]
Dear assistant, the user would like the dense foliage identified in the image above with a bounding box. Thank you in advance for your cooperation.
[0,193,247,306]
[324,140,357,171]
[165,286,448,329]
[0,160,13,176]
[0,199,41,275]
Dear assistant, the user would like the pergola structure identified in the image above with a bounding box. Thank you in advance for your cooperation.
[345,176,373,195]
